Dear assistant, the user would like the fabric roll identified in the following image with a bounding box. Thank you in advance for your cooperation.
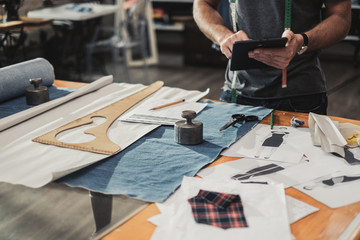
[0,58,55,103]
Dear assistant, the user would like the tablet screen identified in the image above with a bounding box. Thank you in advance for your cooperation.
[230,37,288,71]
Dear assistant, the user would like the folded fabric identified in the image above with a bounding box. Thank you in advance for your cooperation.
[0,58,55,103]
[308,112,360,159]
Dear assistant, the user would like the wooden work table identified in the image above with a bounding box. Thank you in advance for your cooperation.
[54,80,360,240]
[100,109,360,240]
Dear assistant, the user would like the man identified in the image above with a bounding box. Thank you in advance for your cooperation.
[193,0,351,114]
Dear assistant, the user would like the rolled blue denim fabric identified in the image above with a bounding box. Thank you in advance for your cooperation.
[0,58,55,103]
[60,101,272,202]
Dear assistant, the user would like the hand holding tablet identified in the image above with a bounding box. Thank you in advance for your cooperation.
[230,37,288,70]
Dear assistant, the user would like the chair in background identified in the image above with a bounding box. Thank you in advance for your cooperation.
[85,0,149,82]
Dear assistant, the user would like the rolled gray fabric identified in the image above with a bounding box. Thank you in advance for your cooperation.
[0,58,55,103]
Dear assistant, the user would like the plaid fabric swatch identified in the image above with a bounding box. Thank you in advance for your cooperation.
[188,190,248,229]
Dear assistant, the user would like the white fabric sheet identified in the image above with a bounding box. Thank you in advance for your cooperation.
[148,176,292,240]
[0,81,208,187]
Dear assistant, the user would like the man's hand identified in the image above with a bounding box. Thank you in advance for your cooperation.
[219,30,251,59]
[247,30,304,69]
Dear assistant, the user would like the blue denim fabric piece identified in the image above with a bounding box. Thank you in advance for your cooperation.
[0,86,73,119]
[60,101,272,202]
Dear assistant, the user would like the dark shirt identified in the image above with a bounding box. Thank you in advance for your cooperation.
[223,0,347,99]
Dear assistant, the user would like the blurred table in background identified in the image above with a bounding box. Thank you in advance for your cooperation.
[0,17,52,67]
[27,3,119,82]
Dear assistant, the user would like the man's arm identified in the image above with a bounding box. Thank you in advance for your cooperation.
[193,0,229,45]
[193,0,250,59]
[306,0,351,51]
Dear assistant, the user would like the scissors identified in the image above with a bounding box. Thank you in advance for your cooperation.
[219,114,259,131]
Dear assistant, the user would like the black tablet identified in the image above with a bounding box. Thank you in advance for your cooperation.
[230,37,288,71]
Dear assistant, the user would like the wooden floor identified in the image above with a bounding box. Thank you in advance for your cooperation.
[1,41,360,240]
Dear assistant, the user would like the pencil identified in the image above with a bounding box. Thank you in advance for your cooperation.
[270,112,274,129]
[151,99,185,110]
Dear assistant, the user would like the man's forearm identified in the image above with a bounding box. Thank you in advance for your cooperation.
[305,1,351,52]
[193,0,233,45]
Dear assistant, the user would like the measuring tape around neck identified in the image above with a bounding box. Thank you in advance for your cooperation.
[230,0,238,103]
[282,0,292,88]
[284,0,292,30]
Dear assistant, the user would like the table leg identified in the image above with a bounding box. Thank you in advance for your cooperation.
[89,191,113,233]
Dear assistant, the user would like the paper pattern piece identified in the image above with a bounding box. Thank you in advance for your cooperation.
[197,156,346,188]
[0,82,208,188]
[148,177,291,240]
[222,124,305,163]
[295,166,360,208]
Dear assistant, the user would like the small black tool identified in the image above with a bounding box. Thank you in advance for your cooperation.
[219,114,258,131]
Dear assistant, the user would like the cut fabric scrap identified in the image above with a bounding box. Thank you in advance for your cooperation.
[188,190,248,229]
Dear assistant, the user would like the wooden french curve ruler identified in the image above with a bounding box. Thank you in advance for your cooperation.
[33,81,164,155]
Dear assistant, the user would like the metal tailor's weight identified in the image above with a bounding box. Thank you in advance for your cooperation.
[174,110,203,145]
[26,78,49,105]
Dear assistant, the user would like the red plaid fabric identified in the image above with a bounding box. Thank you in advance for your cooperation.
[188,190,248,229]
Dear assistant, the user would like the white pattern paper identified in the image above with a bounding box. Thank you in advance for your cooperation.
[148,176,292,240]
